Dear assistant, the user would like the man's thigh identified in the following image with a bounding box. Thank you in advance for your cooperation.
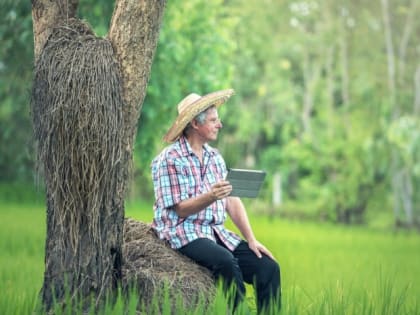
[178,237,234,269]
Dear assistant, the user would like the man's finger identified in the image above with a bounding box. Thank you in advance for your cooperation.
[251,246,262,258]
[259,246,275,260]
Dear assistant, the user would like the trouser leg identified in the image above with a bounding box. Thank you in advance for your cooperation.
[233,241,281,314]
[178,238,246,311]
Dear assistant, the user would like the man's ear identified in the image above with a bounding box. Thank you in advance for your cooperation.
[191,119,200,130]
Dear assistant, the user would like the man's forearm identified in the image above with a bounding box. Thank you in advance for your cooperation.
[174,192,216,218]
[174,180,232,218]
[226,197,256,242]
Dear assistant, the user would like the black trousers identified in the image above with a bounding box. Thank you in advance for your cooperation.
[178,237,281,313]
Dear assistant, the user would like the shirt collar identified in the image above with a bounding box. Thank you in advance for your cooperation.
[178,135,215,157]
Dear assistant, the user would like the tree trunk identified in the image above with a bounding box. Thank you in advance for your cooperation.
[325,44,336,138]
[414,66,420,115]
[396,0,418,225]
[381,0,418,226]
[339,26,350,109]
[272,172,282,208]
[381,0,403,224]
[31,0,166,311]
[301,51,313,135]
[397,0,418,87]
[301,50,321,136]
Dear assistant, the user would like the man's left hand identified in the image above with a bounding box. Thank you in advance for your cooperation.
[248,239,276,261]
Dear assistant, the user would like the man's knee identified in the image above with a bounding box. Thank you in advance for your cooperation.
[213,251,240,276]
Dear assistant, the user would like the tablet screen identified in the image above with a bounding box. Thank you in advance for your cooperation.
[225,168,266,198]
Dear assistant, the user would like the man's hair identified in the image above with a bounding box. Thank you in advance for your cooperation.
[183,105,216,135]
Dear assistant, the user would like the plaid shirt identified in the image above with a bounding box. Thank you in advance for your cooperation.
[151,136,242,251]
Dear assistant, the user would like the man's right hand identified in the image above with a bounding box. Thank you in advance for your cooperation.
[210,180,232,201]
[175,180,232,217]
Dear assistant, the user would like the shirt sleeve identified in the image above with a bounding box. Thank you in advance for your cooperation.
[154,156,190,209]
[214,151,228,179]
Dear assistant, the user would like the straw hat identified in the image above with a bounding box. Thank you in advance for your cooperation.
[163,89,235,142]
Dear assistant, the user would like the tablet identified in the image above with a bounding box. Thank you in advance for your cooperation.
[225,168,266,198]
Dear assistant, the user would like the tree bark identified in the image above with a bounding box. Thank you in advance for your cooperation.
[31,0,166,311]
[31,0,78,60]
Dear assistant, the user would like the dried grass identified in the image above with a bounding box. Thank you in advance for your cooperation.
[123,218,216,312]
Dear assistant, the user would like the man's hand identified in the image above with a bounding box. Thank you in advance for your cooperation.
[175,180,232,217]
[210,180,232,201]
[248,239,276,260]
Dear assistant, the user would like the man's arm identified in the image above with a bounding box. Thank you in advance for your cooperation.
[226,196,275,260]
[174,180,232,218]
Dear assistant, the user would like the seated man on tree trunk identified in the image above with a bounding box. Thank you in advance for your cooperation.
[150,89,281,314]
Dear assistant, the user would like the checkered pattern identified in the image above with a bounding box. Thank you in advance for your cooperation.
[151,136,242,251]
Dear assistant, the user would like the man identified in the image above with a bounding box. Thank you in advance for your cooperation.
[151,89,281,313]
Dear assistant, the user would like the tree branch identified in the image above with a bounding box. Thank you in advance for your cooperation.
[108,0,166,140]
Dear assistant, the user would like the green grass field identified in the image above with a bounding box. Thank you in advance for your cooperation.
[1,200,419,314]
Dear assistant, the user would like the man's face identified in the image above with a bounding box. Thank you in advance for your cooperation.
[194,107,223,142]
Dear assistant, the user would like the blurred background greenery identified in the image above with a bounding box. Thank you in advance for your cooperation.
[0,0,419,229]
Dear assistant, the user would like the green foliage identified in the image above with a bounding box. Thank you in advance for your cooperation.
[0,0,34,181]
[387,115,420,175]
[260,106,391,223]
[218,0,419,225]
[134,0,236,188]
[78,0,114,37]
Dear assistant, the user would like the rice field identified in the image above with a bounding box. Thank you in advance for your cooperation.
[0,200,419,314]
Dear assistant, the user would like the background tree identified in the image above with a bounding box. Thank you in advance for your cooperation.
[31,0,165,310]
[218,0,419,225]
[381,0,419,226]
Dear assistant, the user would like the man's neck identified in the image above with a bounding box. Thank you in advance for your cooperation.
[185,134,206,161]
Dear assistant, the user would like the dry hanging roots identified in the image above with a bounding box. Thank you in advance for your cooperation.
[31,18,125,251]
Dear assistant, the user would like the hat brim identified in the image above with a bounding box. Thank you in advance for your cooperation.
[163,89,235,143]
